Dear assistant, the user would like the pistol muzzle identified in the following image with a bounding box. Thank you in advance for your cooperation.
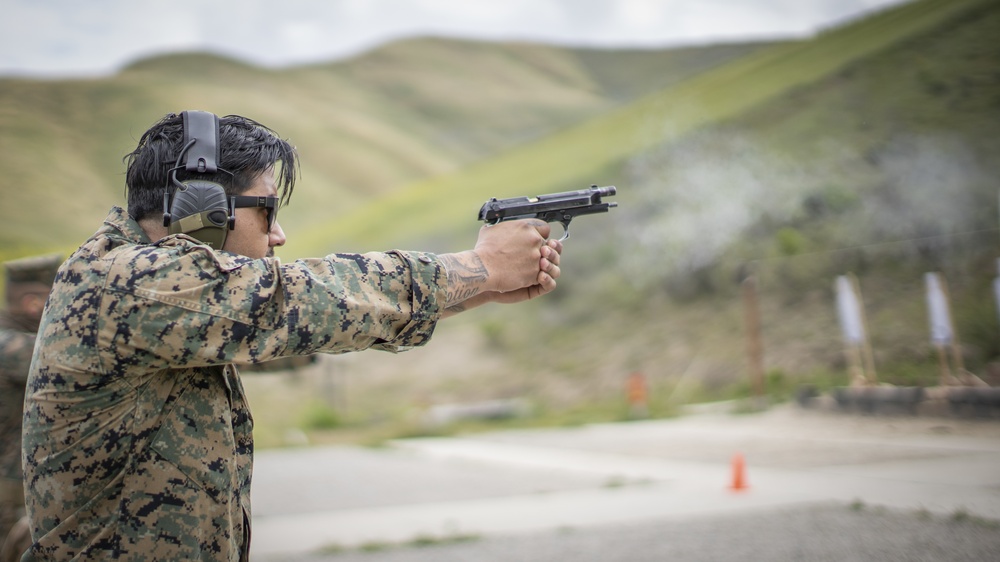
[591,185,616,197]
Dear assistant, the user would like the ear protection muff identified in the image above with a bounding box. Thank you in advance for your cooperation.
[162,110,235,249]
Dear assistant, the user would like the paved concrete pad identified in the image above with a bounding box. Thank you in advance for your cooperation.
[250,406,1000,559]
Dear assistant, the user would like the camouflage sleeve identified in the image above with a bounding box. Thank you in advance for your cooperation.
[100,242,446,369]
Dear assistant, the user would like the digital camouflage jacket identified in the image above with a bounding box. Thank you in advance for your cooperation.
[0,311,35,484]
[22,207,446,561]
[1,310,36,548]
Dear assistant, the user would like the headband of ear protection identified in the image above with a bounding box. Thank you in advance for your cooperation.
[162,110,235,249]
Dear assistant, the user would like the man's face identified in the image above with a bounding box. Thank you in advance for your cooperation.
[222,169,286,259]
[9,287,51,323]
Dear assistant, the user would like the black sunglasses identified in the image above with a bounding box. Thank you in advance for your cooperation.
[231,195,280,231]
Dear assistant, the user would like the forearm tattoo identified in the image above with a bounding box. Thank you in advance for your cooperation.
[439,252,489,309]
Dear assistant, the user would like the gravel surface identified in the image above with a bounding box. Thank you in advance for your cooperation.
[263,502,1000,562]
[250,404,1000,561]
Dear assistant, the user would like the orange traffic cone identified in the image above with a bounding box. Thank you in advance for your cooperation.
[729,452,749,491]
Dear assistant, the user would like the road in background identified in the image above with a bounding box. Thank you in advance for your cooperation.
[250,404,1000,561]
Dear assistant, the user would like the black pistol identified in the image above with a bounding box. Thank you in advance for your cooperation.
[478,185,617,240]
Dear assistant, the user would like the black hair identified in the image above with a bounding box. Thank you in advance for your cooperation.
[124,112,298,222]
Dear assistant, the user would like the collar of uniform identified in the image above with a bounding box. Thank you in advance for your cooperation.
[104,206,153,245]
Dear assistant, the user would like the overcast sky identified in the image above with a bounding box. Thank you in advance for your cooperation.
[1,0,911,78]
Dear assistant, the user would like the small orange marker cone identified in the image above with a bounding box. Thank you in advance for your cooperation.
[729,452,749,491]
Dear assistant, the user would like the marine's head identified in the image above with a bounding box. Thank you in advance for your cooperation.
[3,253,62,329]
[124,112,299,258]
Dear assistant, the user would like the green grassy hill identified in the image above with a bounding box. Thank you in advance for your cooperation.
[287,0,992,257]
[595,0,1000,385]
[0,38,766,257]
[239,0,1000,444]
[1,0,997,443]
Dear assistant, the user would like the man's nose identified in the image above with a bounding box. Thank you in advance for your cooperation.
[269,221,286,247]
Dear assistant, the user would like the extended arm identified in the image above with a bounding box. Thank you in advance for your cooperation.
[439,220,562,318]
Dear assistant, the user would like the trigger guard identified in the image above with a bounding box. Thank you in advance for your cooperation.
[557,221,571,241]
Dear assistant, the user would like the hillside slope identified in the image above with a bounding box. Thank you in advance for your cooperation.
[287,0,990,258]
[0,39,766,255]
[257,0,1000,430]
[612,0,1000,372]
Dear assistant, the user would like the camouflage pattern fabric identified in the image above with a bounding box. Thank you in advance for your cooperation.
[0,311,35,551]
[22,207,446,561]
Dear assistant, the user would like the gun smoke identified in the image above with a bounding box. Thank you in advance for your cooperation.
[615,130,991,292]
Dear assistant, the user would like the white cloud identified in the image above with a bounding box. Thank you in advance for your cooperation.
[0,0,912,78]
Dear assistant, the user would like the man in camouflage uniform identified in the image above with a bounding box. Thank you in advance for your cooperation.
[21,112,563,561]
[0,254,60,562]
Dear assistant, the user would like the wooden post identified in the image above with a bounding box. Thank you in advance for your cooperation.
[849,274,878,385]
[742,274,765,398]
[936,345,952,386]
[846,344,866,387]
